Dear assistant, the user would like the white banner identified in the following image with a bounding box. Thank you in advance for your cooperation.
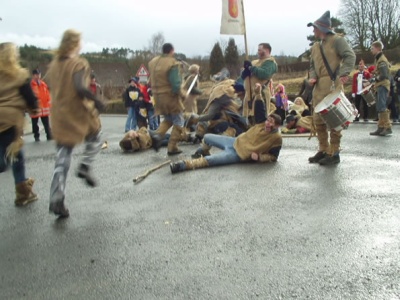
[220,0,245,35]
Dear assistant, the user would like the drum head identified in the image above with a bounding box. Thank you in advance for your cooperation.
[315,92,338,113]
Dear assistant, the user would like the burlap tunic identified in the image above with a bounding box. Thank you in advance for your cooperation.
[46,57,101,147]
[0,69,31,156]
[148,55,184,115]
[310,34,355,126]
[242,57,277,117]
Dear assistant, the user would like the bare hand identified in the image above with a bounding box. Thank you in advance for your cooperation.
[128,131,139,138]
[251,152,259,161]
[340,76,349,85]
[254,83,262,94]
[309,78,317,85]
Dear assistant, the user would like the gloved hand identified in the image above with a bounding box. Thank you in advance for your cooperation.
[94,99,106,113]
[241,68,251,80]
[243,60,252,69]
[352,93,356,98]
[233,82,245,93]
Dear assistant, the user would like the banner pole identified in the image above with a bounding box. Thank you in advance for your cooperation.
[241,0,249,60]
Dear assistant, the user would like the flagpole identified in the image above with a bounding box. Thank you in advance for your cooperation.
[240,0,252,119]
[241,0,249,60]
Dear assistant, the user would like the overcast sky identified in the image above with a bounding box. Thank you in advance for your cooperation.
[1,0,342,58]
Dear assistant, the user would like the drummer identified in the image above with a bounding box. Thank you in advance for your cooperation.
[307,11,356,165]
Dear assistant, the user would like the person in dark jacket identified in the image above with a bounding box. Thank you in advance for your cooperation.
[123,77,142,132]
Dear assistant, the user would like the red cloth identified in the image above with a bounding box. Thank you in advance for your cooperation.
[137,83,151,103]
[352,70,372,94]
[89,83,97,95]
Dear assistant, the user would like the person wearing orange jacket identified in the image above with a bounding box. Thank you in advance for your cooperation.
[30,69,52,141]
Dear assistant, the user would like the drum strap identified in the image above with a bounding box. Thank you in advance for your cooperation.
[319,43,339,85]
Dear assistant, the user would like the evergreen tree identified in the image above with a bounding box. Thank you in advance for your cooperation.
[209,42,225,76]
[224,38,240,78]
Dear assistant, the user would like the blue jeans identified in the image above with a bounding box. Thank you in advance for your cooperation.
[125,106,138,131]
[0,127,26,184]
[163,113,184,127]
[376,86,389,113]
[203,134,242,167]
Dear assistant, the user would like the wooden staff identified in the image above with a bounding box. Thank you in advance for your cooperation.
[133,160,171,183]
[241,0,253,116]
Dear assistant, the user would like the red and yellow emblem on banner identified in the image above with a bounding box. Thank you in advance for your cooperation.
[228,0,239,18]
[220,0,245,35]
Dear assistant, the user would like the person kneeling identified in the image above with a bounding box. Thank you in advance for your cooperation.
[170,113,282,173]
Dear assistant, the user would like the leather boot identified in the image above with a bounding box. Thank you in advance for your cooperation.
[319,153,340,165]
[309,124,329,163]
[308,151,327,163]
[76,163,98,187]
[170,157,209,174]
[379,110,393,136]
[191,144,211,159]
[370,112,384,135]
[15,178,38,206]
[151,120,172,151]
[49,202,70,218]
[167,126,184,155]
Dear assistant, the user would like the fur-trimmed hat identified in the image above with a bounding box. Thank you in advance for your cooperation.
[188,64,200,74]
[307,11,334,34]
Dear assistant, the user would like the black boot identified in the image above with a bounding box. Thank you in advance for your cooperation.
[318,154,340,166]
[308,151,326,163]
[149,130,162,152]
[49,202,70,218]
[170,161,186,174]
[76,163,98,187]
[379,127,392,136]
[370,127,383,136]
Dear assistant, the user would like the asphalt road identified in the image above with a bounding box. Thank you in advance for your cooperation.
[1,116,399,300]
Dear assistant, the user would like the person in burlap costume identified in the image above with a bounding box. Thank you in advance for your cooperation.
[369,41,392,136]
[46,29,105,218]
[281,114,312,134]
[289,97,310,117]
[170,111,282,174]
[182,64,202,114]
[187,78,248,158]
[241,43,278,124]
[148,43,186,155]
[119,127,170,153]
[0,42,40,206]
[307,11,356,165]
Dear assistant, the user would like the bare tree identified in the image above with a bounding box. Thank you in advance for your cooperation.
[147,32,165,56]
[339,0,400,51]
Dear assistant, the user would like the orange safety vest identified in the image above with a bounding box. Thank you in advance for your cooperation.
[30,79,51,118]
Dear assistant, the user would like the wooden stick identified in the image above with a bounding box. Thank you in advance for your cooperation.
[133,160,172,183]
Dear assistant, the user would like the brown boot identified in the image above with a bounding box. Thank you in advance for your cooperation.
[15,178,38,206]
[170,157,209,174]
[370,112,384,135]
[167,125,184,155]
[379,110,393,136]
